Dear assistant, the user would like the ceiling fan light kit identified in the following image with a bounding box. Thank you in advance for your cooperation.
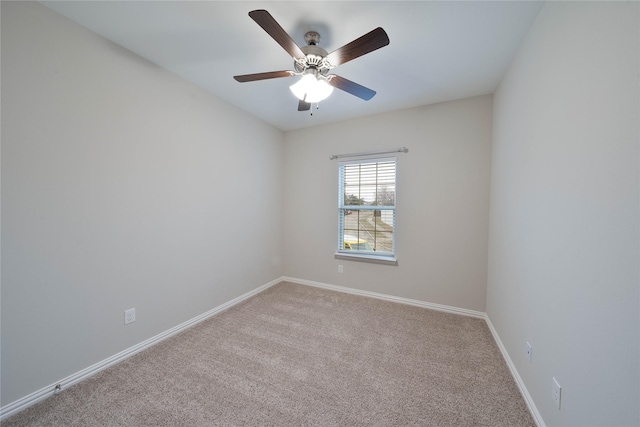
[289,71,333,103]
[234,10,389,112]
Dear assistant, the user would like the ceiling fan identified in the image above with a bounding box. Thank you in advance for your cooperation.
[233,10,390,112]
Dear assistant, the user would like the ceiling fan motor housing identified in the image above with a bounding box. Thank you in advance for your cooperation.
[295,45,333,74]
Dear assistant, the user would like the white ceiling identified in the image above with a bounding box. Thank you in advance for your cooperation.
[41,1,543,131]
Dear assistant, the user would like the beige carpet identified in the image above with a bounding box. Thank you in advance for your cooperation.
[4,282,534,426]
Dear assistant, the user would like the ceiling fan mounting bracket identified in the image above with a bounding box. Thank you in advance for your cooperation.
[304,31,320,46]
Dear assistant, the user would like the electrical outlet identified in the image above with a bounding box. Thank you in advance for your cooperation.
[526,342,532,363]
[338,265,343,273]
[552,377,561,409]
[124,308,136,325]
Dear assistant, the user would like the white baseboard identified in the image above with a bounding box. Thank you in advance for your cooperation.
[0,277,281,421]
[485,316,546,427]
[282,276,486,319]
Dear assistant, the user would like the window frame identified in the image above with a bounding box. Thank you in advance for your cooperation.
[335,156,398,265]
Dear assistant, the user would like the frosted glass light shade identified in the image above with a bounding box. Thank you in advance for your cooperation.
[290,74,333,103]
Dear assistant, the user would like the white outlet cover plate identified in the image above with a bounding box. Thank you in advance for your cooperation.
[124,308,136,325]
[552,377,561,409]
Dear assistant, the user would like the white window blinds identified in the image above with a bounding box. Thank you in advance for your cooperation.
[338,157,396,256]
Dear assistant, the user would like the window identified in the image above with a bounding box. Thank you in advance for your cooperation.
[337,157,396,264]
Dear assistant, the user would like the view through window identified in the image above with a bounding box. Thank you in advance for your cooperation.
[338,158,396,257]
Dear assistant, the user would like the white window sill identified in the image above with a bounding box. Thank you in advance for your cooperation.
[334,252,398,266]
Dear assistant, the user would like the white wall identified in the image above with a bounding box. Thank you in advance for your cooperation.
[1,2,283,406]
[487,2,639,426]
[283,95,493,312]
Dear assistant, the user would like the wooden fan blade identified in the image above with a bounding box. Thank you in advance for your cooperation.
[298,100,311,111]
[328,75,376,101]
[233,71,293,82]
[249,10,306,60]
[326,27,389,67]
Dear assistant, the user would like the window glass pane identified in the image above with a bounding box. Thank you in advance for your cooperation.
[374,230,393,252]
[341,161,396,207]
[342,209,362,235]
[338,158,396,255]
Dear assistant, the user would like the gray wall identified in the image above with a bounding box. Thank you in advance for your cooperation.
[487,1,639,425]
[1,2,284,405]
[283,95,493,312]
